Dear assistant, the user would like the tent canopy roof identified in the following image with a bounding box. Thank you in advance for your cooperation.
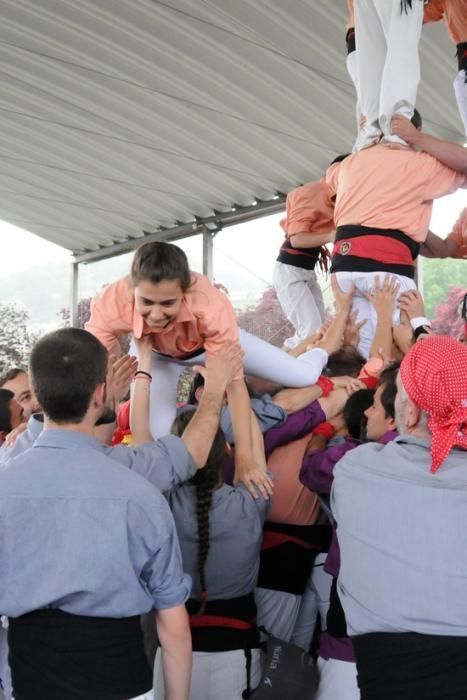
[0,0,461,259]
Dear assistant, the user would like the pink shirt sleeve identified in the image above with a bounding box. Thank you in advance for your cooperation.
[85,277,135,356]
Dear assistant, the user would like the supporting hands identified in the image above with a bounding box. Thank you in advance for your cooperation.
[313,276,354,356]
[398,289,426,321]
[331,274,355,315]
[331,376,366,395]
[343,309,367,348]
[365,274,400,317]
[390,114,420,147]
[112,353,138,403]
[192,341,244,394]
[4,421,28,447]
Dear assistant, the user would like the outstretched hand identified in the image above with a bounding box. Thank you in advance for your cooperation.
[343,309,367,348]
[112,354,138,403]
[4,421,28,447]
[398,289,426,320]
[235,459,274,500]
[331,274,355,314]
[365,274,400,316]
[390,114,420,147]
[193,341,244,390]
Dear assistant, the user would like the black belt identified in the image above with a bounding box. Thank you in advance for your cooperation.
[187,592,259,653]
[8,609,152,700]
[331,224,419,279]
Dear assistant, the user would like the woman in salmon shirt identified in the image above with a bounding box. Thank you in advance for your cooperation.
[86,241,341,494]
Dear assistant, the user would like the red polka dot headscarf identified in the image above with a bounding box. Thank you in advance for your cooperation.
[399,336,467,473]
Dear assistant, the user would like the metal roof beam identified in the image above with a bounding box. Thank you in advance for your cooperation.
[72,196,286,264]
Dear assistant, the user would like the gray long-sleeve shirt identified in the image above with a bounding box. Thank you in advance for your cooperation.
[0,429,191,618]
[332,435,467,637]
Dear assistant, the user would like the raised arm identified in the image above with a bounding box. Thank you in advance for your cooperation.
[391,115,467,175]
[366,274,400,361]
[289,231,336,248]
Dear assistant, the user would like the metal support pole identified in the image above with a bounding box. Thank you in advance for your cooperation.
[202,229,215,281]
[70,261,80,327]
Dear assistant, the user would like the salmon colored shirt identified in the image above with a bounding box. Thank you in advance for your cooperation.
[267,434,321,526]
[423,0,467,44]
[326,144,467,242]
[280,178,335,240]
[86,272,242,377]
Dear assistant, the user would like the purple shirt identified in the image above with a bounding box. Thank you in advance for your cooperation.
[223,400,326,485]
[264,401,326,457]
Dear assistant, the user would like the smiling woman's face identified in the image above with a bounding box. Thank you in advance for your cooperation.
[134,279,184,330]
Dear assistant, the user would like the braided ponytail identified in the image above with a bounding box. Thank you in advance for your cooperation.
[171,407,227,611]
[195,469,218,611]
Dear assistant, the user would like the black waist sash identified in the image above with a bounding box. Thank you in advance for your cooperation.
[331,224,420,279]
[257,523,332,595]
[8,609,152,700]
[353,632,467,700]
[457,42,467,74]
[276,237,320,270]
[187,592,259,653]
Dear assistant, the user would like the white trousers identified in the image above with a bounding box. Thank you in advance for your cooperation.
[130,692,153,700]
[346,50,362,128]
[153,647,262,700]
[131,329,328,438]
[255,587,302,642]
[355,0,423,141]
[454,69,467,138]
[273,262,325,349]
[334,271,416,359]
[291,554,333,651]
[315,657,360,700]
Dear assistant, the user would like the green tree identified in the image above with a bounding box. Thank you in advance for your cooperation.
[422,259,467,318]
[0,304,39,371]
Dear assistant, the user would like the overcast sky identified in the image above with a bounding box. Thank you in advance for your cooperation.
[1,188,466,332]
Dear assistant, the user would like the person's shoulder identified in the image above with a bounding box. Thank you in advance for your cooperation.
[334,439,389,471]
[105,456,169,510]
[211,482,271,520]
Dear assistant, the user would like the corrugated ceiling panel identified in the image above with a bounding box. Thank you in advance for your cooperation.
[0,0,463,255]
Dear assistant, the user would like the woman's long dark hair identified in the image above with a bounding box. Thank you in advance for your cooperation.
[171,408,226,607]
[400,0,417,13]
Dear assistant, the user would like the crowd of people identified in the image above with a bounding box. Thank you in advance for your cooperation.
[0,1,466,699]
